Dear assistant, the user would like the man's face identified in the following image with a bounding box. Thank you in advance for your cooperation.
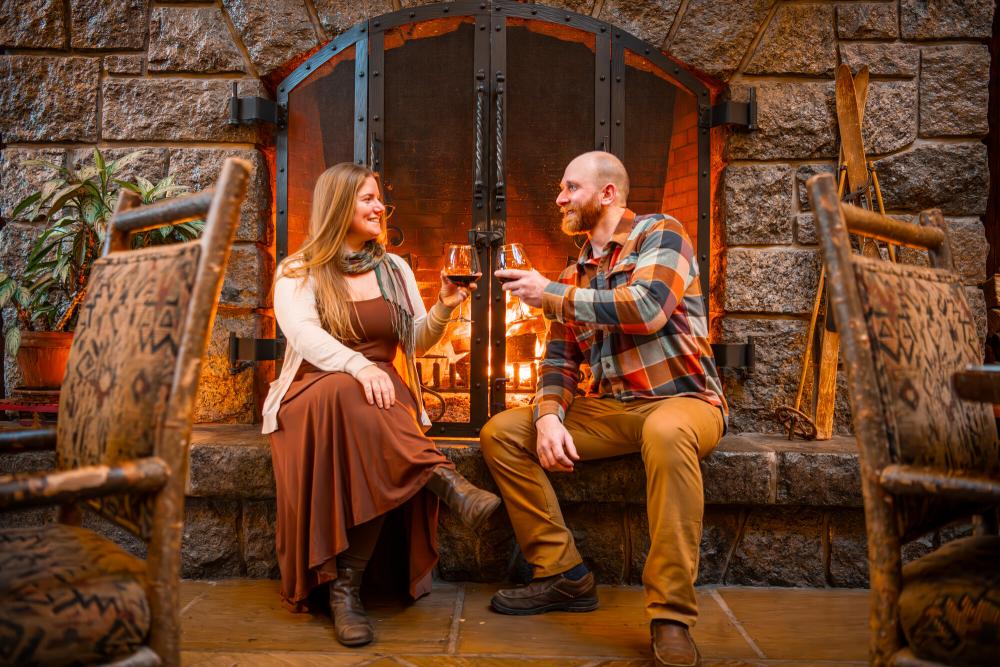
[556,161,603,236]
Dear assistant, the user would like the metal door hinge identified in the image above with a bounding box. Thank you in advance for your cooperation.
[700,87,756,130]
[228,83,285,128]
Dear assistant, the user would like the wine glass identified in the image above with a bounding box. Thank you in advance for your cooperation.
[495,243,532,284]
[443,243,481,288]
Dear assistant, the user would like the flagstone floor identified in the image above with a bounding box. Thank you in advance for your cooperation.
[180,580,870,666]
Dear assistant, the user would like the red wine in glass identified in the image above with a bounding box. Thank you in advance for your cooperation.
[496,243,531,284]
[444,243,480,288]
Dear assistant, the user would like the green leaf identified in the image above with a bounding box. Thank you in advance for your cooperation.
[11,191,41,219]
[94,147,106,174]
[5,327,21,357]
[134,175,154,193]
[46,183,88,218]
[22,158,68,176]
[108,150,147,175]
[113,180,143,194]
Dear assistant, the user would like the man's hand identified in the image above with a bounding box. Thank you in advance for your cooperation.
[494,268,550,308]
[535,414,580,472]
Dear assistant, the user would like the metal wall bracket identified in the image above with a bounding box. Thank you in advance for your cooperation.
[711,339,755,373]
[228,83,285,128]
[469,228,503,251]
[228,332,285,375]
[701,87,756,131]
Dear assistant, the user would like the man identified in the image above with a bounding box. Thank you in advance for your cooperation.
[480,151,727,667]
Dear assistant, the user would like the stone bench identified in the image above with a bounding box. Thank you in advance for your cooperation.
[2,425,952,588]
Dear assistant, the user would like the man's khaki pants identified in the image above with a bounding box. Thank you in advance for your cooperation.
[480,395,724,627]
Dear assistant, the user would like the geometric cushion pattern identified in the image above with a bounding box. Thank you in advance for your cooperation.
[854,257,1000,472]
[57,243,200,469]
[0,524,150,667]
[899,535,1000,667]
[56,243,200,538]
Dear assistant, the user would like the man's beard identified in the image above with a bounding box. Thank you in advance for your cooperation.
[560,195,602,236]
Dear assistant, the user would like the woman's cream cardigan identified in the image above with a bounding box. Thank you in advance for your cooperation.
[261,253,454,434]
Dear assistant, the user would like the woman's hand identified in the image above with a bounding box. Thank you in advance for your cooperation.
[438,269,476,309]
[356,365,396,409]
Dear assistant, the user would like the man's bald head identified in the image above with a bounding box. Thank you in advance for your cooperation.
[567,151,630,205]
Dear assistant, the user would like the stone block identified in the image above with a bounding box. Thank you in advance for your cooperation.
[148,7,247,74]
[668,0,773,81]
[167,148,271,243]
[837,3,898,39]
[531,0,598,13]
[221,243,271,309]
[195,310,266,424]
[0,56,98,143]
[563,503,629,583]
[727,82,836,161]
[0,450,54,474]
[314,0,395,36]
[597,0,681,46]
[863,80,917,155]
[720,318,808,434]
[900,0,993,40]
[723,164,793,245]
[874,143,987,215]
[829,509,868,587]
[839,43,919,78]
[726,507,826,586]
[188,424,275,498]
[81,511,147,559]
[182,498,242,578]
[68,147,169,187]
[745,4,836,76]
[920,45,990,138]
[945,217,989,286]
[702,435,775,505]
[694,507,743,585]
[775,442,862,507]
[796,213,817,245]
[0,0,66,48]
[242,500,279,578]
[0,507,57,530]
[0,148,66,221]
[104,55,144,75]
[101,78,265,143]
[724,247,820,314]
[222,0,319,77]
[436,499,516,582]
[70,0,148,49]
[795,163,837,212]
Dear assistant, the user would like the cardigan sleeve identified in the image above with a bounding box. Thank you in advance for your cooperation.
[273,265,375,377]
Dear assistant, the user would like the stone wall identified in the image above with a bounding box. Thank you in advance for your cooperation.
[1,0,994,432]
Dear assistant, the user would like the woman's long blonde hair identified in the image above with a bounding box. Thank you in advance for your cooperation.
[280,162,383,343]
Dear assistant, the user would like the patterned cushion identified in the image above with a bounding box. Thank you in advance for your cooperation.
[854,257,999,471]
[0,524,150,666]
[899,535,1000,666]
[57,243,201,469]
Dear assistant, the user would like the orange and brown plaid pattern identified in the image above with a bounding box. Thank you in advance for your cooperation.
[534,210,728,425]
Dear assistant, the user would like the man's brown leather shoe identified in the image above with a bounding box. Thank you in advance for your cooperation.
[651,620,701,667]
[426,466,501,530]
[490,572,599,615]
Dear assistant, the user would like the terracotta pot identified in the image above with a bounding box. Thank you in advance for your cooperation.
[16,331,74,389]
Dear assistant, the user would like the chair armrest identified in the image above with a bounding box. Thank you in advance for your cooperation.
[0,456,169,510]
[0,428,57,452]
[880,464,1000,505]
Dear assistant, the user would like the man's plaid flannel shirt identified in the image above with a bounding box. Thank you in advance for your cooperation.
[533,209,728,426]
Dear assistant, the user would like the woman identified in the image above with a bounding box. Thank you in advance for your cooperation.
[262,163,500,646]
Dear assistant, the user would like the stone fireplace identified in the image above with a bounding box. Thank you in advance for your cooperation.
[1,0,996,586]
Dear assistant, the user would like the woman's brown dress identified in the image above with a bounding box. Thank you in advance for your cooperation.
[269,296,452,611]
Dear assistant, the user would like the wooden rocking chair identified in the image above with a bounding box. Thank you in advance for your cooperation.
[0,157,251,666]
[808,172,1000,667]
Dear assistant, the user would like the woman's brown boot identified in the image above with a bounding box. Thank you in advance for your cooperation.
[329,567,374,647]
[426,466,502,530]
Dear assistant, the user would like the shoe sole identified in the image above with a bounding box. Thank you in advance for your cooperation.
[490,597,599,615]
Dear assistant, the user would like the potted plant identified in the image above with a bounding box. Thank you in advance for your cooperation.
[0,149,203,388]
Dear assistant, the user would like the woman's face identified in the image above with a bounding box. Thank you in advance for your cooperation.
[346,176,385,246]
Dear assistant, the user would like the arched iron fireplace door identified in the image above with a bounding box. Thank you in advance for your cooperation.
[272,0,748,436]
